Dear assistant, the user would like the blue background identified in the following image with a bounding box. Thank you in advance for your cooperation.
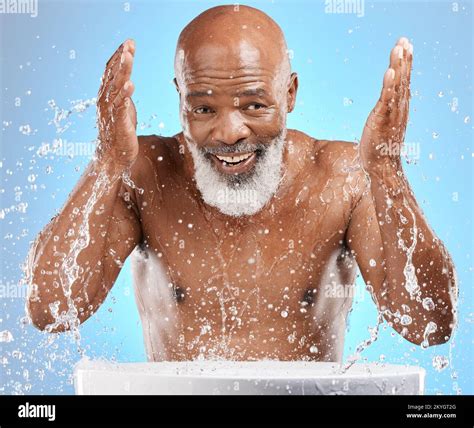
[0,0,472,394]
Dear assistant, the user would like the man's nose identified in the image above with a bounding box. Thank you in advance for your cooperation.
[211,110,251,146]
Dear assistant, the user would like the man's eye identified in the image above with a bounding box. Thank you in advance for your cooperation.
[245,103,266,111]
[194,106,214,114]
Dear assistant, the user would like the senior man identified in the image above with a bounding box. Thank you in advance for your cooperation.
[26,5,457,362]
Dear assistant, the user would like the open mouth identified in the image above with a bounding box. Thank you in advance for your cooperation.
[215,152,253,165]
[210,151,258,175]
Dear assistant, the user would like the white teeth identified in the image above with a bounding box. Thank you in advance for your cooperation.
[215,152,253,164]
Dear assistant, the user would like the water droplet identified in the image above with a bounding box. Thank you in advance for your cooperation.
[432,355,449,372]
[464,116,470,124]
[432,132,439,139]
[421,321,438,349]
[400,315,412,326]
[12,350,22,359]
[422,297,435,311]
[449,97,458,112]
[19,124,35,135]
[280,310,288,318]
[369,259,377,267]
[343,97,353,106]
[0,330,13,343]
[309,345,318,354]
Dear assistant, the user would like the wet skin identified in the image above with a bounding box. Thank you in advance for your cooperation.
[27,6,457,362]
[126,131,362,361]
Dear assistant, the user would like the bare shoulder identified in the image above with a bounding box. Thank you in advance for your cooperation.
[137,134,181,160]
[312,138,361,174]
[291,132,368,210]
[129,134,182,180]
[288,130,357,163]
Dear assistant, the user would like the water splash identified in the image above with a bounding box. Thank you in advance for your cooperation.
[47,98,96,134]
[432,355,449,372]
[420,321,438,349]
[44,169,118,349]
[341,311,384,372]
[121,168,144,195]
[397,198,420,299]
[19,124,36,136]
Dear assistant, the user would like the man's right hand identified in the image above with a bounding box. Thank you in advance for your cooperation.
[96,39,138,170]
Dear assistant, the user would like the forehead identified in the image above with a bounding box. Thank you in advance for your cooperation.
[191,39,263,72]
[176,35,288,91]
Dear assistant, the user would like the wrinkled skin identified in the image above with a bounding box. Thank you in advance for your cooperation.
[27,5,457,362]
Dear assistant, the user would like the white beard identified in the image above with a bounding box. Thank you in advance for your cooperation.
[186,130,286,217]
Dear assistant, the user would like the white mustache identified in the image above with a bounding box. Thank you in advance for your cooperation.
[202,141,267,155]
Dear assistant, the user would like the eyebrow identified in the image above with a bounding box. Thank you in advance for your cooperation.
[186,88,269,98]
[186,90,213,98]
[236,88,268,98]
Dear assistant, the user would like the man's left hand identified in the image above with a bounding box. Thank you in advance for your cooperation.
[360,37,413,173]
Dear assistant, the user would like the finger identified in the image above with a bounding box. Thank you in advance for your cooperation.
[406,42,413,98]
[108,50,135,102]
[388,39,411,137]
[368,68,396,129]
[397,40,409,118]
[126,38,136,56]
[98,39,135,105]
[396,36,409,48]
[399,43,413,141]
[98,43,125,102]
[389,44,404,92]
[405,41,413,89]
[381,67,395,99]
[105,39,135,77]
[114,97,135,135]
[396,39,412,133]
[105,43,124,69]
[112,80,135,112]
[396,37,411,85]
[108,80,135,131]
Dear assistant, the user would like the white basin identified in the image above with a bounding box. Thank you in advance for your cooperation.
[74,358,425,395]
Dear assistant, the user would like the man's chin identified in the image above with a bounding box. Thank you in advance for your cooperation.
[187,131,286,217]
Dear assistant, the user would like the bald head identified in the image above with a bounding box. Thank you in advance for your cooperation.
[174,5,292,89]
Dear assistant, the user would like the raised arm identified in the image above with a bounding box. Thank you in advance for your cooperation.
[346,38,457,347]
[25,40,143,331]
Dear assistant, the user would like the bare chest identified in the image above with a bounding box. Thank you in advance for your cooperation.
[135,178,355,320]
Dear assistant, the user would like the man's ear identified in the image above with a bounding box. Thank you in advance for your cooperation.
[173,77,180,94]
[287,72,298,113]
